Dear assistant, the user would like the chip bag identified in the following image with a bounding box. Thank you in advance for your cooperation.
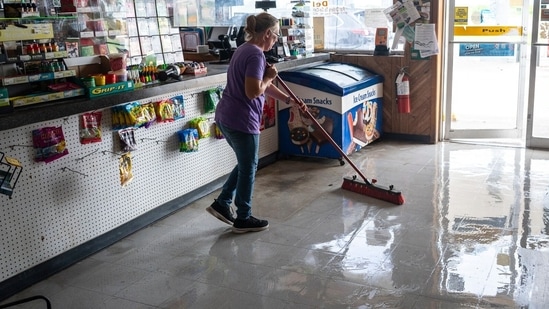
[80,112,102,144]
[119,152,133,187]
[204,87,223,113]
[189,117,210,139]
[177,128,199,152]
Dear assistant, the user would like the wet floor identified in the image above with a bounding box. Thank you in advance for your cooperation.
[1,140,548,308]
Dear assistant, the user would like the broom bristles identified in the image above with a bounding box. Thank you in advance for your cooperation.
[342,176,405,205]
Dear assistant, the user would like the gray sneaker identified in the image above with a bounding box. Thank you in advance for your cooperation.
[232,216,269,233]
[206,200,234,225]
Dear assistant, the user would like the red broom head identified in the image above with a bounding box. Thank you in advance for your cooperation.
[342,176,404,205]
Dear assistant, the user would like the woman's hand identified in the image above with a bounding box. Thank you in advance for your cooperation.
[292,98,308,113]
[246,65,279,99]
[264,64,278,81]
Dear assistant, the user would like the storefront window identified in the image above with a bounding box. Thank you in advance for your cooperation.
[186,0,405,53]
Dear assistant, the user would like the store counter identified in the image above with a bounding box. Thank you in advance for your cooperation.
[0,53,330,132]
[0,53,331,300]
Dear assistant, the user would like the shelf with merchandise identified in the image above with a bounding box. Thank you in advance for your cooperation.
[287,0,313,56]
[0,18,85,108]
[2,0,39,18]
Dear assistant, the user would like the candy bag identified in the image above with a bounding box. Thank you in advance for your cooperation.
[33,126,69,163]
[80,111,102,144]
[118,127,138,152]
[119,152,133,187]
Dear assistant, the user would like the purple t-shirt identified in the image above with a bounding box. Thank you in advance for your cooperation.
[214,42,267,134]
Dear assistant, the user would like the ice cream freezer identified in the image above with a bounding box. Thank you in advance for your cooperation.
[278,62,383,159]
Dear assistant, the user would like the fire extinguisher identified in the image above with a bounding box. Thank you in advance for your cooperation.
[396,68,411,114]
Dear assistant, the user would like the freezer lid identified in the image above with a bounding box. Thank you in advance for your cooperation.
[279,62,383,96]
[307,63,378,82]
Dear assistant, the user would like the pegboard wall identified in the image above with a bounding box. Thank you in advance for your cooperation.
[0,82,280,282]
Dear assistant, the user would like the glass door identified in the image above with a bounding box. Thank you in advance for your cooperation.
[444,0,530,141]
[526,0,549,148]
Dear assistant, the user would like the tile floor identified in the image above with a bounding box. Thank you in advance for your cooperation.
[1,140,549,309]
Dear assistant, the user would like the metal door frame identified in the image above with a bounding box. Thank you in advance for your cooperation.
[443,0,530,141]
[526,0,549,149]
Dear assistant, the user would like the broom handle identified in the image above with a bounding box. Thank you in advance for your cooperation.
[276,75,371,184]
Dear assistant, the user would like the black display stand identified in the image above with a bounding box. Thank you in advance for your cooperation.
[374,45,390,56]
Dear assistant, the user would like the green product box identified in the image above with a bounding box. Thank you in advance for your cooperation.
[87,81,134,98]
[80,45,95,56]
[0,88,9,108]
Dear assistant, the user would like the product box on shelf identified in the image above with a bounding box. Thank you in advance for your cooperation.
[0,24,54,42]
[182,62,207,75]
[64,55,134,98]
[184,67,207,75]
[10,88,86,107]
[86,80,134,98]
[0,88,9,108]
[2,70,77,86]
[64,55,111,79]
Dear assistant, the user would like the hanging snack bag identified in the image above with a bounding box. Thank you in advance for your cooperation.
[189,117,210,139]
[141,103,156,128]
[204,87,223,113]
[111,105,127,130]
[118,127,138,152]
[177,128,199,152]
[119,152,133,187]
[172,95,185,120]
[125,102,145,128]
[33,126,69,163]
[155,99,175,123]
[213,122,224,139]
[80,111,103,144]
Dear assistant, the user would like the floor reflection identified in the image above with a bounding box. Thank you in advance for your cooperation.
[2,141,548,308]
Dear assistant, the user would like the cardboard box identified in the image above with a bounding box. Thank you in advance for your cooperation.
[64,55,112,78]
[313,17,324,50]
[183,67,207,75]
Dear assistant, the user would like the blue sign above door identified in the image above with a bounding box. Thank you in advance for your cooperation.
[459,43,515,56]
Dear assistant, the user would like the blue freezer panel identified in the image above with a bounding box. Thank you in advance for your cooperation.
[278,63,383,96]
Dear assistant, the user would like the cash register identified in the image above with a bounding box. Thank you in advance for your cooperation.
[207,26,238,63]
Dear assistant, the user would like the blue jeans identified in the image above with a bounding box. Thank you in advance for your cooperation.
[216,123,259,220]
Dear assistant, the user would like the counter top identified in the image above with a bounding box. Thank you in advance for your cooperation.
[0,53,330,132]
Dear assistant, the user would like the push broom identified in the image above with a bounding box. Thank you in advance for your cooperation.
[276,75,405,205]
